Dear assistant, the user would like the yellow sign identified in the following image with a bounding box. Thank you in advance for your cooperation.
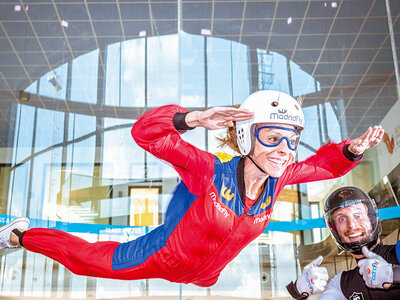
[130,187,160,226]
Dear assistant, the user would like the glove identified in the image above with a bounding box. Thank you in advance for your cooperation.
[358,246,393,289]
[296,256,329,295]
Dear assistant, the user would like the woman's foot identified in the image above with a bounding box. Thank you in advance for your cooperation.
[0,217,30,249]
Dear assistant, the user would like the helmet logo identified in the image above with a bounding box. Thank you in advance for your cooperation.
[269,111,303,125]
[338,190,353,199]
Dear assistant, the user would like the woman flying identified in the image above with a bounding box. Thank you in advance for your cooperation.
[0,90,384,287]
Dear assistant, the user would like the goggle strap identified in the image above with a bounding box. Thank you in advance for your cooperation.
[247,155,267,174]
[258,125,299,134]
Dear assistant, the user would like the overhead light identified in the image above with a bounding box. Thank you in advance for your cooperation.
[201,29,211,36]
[139,30,147,37]
[47,72,62,92]
[61,20,68,28]
[19,90,30,102]
[14,5,28,11]
[287,17,292,24]
[331,2,337,8]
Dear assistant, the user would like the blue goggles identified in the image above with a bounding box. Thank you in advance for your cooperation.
[254,126,301,151]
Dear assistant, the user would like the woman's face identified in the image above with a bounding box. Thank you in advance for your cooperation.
[252,123,297,177]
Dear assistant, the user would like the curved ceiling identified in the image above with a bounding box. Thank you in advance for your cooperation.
[0,0,399,141]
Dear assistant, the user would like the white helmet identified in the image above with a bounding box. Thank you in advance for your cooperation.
[236,90,305,155]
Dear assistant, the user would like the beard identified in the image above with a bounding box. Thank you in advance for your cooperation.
[341,228,372,243]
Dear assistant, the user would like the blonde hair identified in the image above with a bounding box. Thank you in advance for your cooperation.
[216,122,241,155]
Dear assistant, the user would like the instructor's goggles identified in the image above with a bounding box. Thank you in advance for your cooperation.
[254,126,301,151]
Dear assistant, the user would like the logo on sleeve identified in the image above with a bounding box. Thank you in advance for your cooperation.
[349,292,364,300]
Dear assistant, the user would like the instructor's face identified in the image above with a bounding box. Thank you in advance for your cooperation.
[333,204,372,243]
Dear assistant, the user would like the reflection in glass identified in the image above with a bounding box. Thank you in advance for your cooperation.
[39,63,68,100]
[180,32,205,107]
[130,187,160,226]
[121,39,146,107]
[258,50,291,95]
[24,80,37,95]
[12,104,35,164]
[34,108,64,153]
[326,101,344,143]
[104,43,121,107]
[207,37,233,106]
[102,118,141,180]
[148,35,179,107]
[290,60,319,97]
[8,162,29,217]
[232,42,251,105]
[70,50,99,104]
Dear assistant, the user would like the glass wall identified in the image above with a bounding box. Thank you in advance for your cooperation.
[0,0,399,299]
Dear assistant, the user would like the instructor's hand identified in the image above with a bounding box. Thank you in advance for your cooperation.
[185,107,254,130]
[348,126,384,155]
[358,246,393,289]
[296,256,329,295]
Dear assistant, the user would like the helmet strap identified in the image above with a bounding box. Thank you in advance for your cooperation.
[247,155,267,174]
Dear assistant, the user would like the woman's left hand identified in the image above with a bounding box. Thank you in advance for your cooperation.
[348,125,384,155]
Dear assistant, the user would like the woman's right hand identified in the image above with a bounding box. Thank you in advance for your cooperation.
[185,107,255,130]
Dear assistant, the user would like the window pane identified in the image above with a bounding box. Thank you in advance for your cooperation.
[13,104,35,164]
[180,32,205,107]
[208,38,233,106]
[104,43,121,107]
[34,108,64,153]
[38,63,68,100]
[121,39,145,107]
[258,50,290,95]
[290,60,317,97]
[232,42,250,105]
[70,50,99,104]
[102,118,143,179]
[148,35,178,107]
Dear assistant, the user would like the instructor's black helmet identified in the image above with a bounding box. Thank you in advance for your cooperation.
[323,186,381,255]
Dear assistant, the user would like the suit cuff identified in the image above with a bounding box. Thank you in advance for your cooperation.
[173,112,195,132]
[343,144,363,161]
[286,281,309,300]
[392,264,400,286]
